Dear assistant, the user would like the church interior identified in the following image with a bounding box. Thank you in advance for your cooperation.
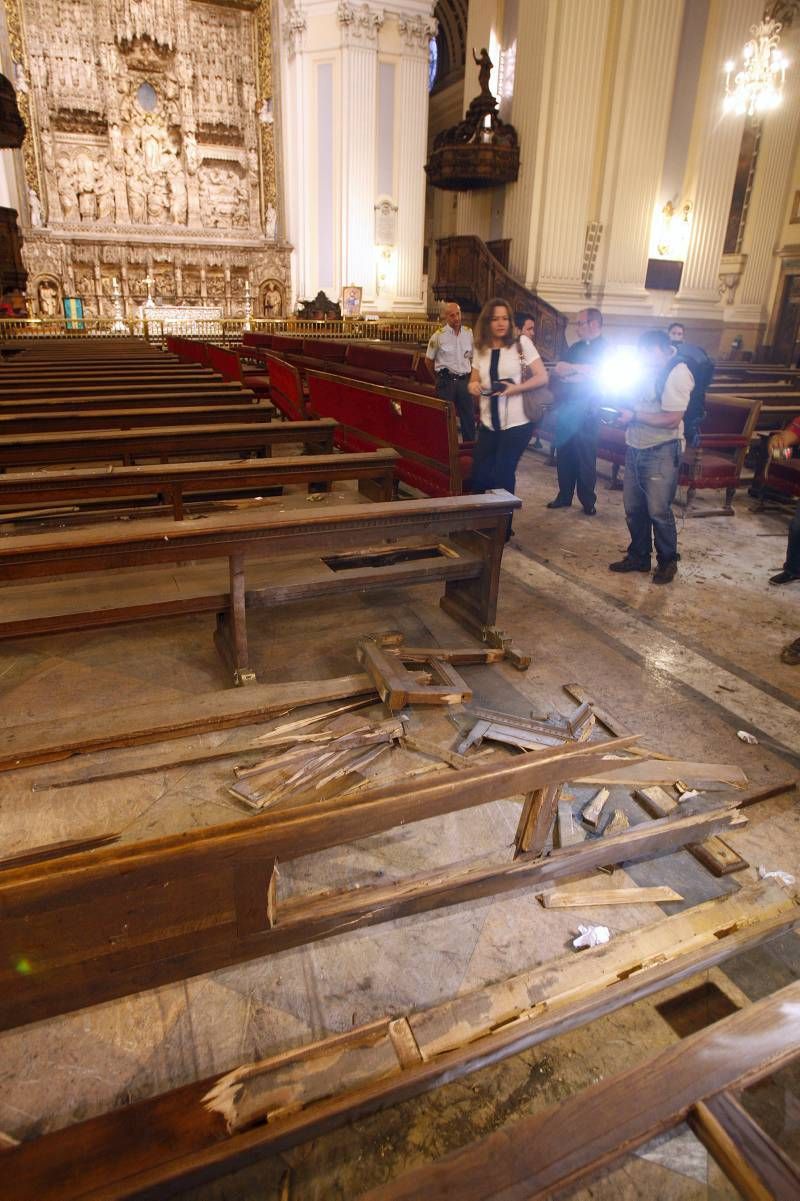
[0,1,799,1198]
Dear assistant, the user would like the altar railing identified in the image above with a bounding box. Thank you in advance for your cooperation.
[0,315,440,347]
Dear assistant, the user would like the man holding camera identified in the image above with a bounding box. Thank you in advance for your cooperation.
[609,329,693,585]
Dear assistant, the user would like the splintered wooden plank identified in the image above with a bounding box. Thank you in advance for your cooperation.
[634,786,748,877]
[387,646,505,665]
[514,785,561,858]
[539,886,682,909]
[578,760,748,788]
[5,883,797,1201]
[361,982,800,1201]
[0,674,378,772]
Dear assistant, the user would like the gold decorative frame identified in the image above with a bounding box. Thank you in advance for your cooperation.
[2,0,41,198]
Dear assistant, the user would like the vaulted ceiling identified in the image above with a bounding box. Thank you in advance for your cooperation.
[433,0,468,87]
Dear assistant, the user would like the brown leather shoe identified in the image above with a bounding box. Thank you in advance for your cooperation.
[653,560,678,585]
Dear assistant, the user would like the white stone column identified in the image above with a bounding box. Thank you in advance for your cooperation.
[338,3,383,305]
[596,0,685,313]
[534,0,613,310]
[672,0,764,316]
[502,0,553,286]
[727,29,800,324]
[394,13,435,309]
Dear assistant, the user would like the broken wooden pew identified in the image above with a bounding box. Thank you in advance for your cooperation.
[5,881,796,1201]
[360,977,800,1201]
[0,491,520,686]
[0,735,753,1033]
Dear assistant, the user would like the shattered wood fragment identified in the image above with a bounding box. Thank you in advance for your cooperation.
[539,886,682,908]
[582,788,610,827]
[601,808,630,837]
[633,786,748,877]
[555,800,584,848]
[357,640,472,711]
[564,683,633,738]
[386,646,505,665]
[514,784,561,858]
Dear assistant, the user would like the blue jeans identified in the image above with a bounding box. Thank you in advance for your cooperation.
[623,440,681,567]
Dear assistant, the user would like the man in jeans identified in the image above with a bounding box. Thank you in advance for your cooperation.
[609,329,693,585]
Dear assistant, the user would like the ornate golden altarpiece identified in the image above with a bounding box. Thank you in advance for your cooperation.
[4,0,290,320]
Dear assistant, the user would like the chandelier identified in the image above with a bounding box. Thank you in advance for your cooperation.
[723,17,788,116]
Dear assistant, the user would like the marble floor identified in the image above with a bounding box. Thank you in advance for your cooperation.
[0,461,798,1199]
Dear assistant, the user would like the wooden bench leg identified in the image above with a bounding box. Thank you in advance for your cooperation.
[440,519,505,637]
[214,553,257,687]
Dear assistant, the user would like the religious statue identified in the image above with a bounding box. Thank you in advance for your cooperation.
[473,47,493,96]
[126,163,147,224]
[184,129,198,175]
[167,160,188,224]
[28,188,43,227]
[95,163,116,222]
[38,279,59,317]
[263,281,282,317]
[57,163,78,221]
[147,174,170,224]
[265,203,277,242]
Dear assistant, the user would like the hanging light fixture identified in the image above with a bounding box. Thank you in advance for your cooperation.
[723,16,789,117]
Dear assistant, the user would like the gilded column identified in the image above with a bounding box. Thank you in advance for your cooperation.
[339,2,383,305]
[673,0,763,314]
[534,0,613,310]
[395,12,435,308]
[598,0,685,311]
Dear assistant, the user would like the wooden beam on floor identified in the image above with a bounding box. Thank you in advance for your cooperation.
[0,674,378,772]
[359,980,800,1201]
[6,882,796,1201]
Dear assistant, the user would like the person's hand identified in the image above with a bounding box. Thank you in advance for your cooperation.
[490,380,513,396]
[615,407,634,427]
[467,380,481,398]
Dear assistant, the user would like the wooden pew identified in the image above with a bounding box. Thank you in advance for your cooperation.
[305,368,470,496]
[0,388,261,413]
[0,403,272,435]
[0,378,253,401]
[0,449,399,521]
[0,491,518,683]
[0,418,337,471]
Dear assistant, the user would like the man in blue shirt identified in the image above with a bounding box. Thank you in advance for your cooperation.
[547,308,608,514]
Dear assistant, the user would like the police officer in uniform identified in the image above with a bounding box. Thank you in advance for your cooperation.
[425,301,476,441]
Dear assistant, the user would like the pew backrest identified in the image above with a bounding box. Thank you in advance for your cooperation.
[305,368,463,496]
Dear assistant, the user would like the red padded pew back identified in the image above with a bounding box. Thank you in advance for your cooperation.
[344,344,417,375]
[302,338,348,361]
[206,344,242,383]
[306,369,463,496]
[263,352,306,421]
